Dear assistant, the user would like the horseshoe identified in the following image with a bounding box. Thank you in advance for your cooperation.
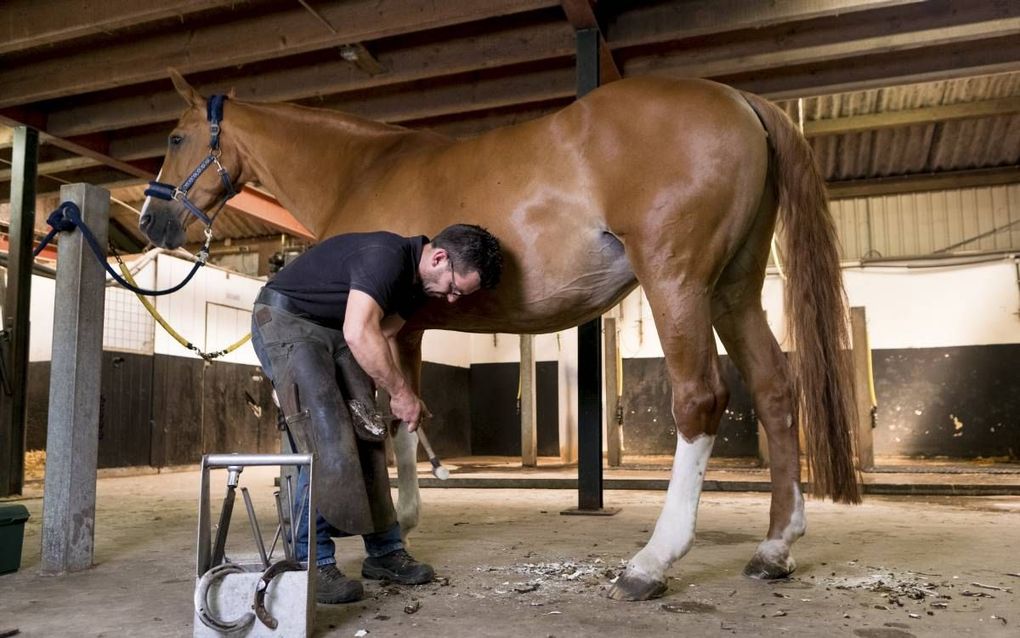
[253,559,303,629]
[194,562,255,633]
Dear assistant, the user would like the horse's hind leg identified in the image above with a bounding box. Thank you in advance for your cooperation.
[608,279,729,601]
[713,273,803,579]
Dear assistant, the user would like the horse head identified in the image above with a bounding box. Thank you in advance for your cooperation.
[139,69,243,249]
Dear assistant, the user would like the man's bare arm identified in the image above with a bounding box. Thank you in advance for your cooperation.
[344,290,423,426]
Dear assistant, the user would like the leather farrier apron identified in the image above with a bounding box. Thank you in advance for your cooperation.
[253,302,396,535]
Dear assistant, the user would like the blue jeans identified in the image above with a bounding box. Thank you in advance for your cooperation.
[292,465,404,566]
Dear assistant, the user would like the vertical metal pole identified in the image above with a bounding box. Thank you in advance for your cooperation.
[520,334,537,467]
[604,317,622,467]
[41,183,109,573]
[564,28,617,516]
[851,306,875,470]
[0,126,38,497]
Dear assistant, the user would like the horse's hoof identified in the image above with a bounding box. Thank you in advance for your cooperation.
[742,554,796,580]
[607,571,668,601]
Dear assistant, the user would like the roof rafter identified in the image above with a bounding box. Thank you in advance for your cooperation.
[33,0,948,138]
[0,0,245,55]
[0,0,560,108]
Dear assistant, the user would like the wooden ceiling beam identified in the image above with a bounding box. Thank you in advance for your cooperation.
[607,0,926,48]
[0,0,245,55]
[734,35,1020,100]
[626,6,1020,81]
[805,97,1020,137]
[0,0,559,108]
[827,166,1020,199]
[0,156,101,182]
[40,0,944,138]
[46,20,577,137]
[559,0,621,83]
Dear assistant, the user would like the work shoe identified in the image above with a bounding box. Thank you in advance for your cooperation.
[316,564,364,604]
[362,549,435,585]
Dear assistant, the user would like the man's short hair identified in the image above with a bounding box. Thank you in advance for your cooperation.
[432,224,503,289]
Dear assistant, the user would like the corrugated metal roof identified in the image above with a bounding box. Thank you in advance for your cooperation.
[780,72,1020,182]
[792,73,1020,118]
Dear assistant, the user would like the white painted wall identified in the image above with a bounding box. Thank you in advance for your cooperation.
[26,252,481,369]
[843,259,1020,349]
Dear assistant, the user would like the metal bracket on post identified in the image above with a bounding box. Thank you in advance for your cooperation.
[562,27,619,517]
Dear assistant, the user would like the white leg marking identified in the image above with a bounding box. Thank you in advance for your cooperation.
[393,426,421,539]
[753,481,805,567]
[626,433,716,582]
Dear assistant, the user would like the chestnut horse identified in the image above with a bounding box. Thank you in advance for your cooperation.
[140,70,859,601]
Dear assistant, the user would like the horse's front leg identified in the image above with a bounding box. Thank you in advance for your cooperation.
[390,330,425,540]
[608,288,728,601]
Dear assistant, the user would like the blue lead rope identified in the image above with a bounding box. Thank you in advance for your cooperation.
[32,201,209,297]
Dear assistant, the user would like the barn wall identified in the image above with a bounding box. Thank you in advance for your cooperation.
[469,257,1019,460]
[831,183,1020,261]
[22,213,1020,465]
[469,361,560,457]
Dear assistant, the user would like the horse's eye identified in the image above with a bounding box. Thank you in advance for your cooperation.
[169,134,184,147]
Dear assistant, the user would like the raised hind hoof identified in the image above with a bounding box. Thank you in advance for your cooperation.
[607,571,668,601]
[742,554,796,580]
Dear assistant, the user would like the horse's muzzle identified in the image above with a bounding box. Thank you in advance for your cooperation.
[139,206,187,249]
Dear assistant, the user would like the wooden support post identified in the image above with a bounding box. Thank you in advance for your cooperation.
[520,334,537,467]
[604,317,622,467]
[850,306,875,470]
[41,183,109,573]
[0,126,38,497]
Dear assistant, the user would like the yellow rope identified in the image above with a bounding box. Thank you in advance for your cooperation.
[116,257,251,360]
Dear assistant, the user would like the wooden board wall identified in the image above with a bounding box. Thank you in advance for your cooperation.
[469,361,559,457]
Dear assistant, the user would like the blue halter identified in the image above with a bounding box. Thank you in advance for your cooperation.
[144,94,236,227]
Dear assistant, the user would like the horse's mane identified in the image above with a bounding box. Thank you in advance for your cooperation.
[239,98,451,143]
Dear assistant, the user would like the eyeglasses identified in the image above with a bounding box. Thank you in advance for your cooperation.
[446,256,465,298]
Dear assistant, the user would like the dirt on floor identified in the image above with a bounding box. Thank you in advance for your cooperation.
[1,467,1018,637]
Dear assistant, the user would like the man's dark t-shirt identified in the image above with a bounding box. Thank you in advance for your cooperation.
[267,231,428,324]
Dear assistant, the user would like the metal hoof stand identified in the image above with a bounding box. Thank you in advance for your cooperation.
[195,454,315,637]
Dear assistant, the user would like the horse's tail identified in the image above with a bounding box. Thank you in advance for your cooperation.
[741,91,861,504]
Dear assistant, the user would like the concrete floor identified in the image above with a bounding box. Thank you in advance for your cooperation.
[2,467,1018,637]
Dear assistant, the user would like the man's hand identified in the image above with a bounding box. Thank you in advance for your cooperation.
[391,389,432,432]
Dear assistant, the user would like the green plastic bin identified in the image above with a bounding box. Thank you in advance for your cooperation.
[0,503,30,574]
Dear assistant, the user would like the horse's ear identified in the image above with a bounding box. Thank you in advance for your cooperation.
[167,68,204,107]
